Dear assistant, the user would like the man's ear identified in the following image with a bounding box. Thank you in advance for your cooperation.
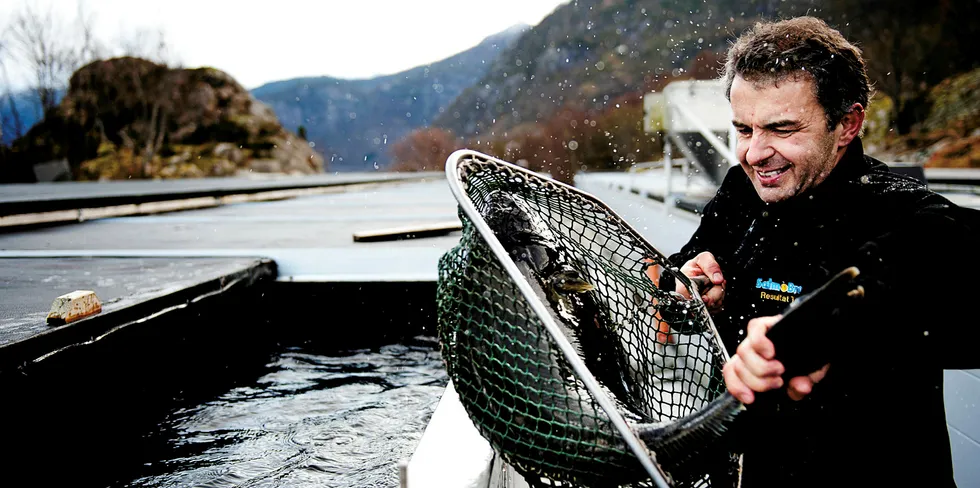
[837,103,865,148]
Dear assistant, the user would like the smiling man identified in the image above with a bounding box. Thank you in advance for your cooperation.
[729,73,855,204]
[665,16,980,488]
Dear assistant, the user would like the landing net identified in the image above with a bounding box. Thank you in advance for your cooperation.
[436,150,738,487]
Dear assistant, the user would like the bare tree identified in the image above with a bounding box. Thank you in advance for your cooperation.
[104,26,179,175]
[74,1,106,63]
[9,2,73,114]
[6,1,103,115]
[390,128,459,172]
[116,27,177,67]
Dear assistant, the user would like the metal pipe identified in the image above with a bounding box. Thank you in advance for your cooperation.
[663,139,673,213]
[681,155,690,192]
[729,123,738,156]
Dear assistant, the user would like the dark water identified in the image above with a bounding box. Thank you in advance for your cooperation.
[120,342,448,488]
[0,283,444,487]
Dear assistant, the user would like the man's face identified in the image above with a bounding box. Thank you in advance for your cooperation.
[730,75,844,203]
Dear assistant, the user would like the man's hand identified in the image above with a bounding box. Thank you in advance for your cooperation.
[679,251,726,313]
[723,315,830,404]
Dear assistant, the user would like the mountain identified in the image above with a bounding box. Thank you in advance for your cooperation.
[251,24,528,172]
[433,0,980,142]
[431,0,783,138]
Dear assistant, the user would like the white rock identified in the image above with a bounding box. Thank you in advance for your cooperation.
[46,290,102,325]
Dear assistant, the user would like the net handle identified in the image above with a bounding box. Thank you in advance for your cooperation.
[444,149,674,488]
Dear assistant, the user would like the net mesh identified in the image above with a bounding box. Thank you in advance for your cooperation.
[436,151,737,487]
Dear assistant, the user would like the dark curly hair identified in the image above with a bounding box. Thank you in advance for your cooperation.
[723,16,873,131]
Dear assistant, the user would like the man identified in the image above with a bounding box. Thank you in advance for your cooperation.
[666,16,980,487]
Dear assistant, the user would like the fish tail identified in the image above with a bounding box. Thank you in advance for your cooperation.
[635,393,742,472]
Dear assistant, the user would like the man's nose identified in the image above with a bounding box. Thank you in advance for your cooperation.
[743,132,775,166]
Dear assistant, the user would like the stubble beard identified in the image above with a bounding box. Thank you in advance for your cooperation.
[749,132,840,204]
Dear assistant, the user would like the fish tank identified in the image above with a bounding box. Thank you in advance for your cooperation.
[0,281,446,488]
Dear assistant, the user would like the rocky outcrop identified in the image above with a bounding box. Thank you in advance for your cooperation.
[3,57,323,181]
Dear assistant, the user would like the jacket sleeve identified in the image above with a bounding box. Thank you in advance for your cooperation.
[849,196,980,370]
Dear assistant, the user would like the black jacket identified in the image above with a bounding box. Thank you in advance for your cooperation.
[668,139,980,487]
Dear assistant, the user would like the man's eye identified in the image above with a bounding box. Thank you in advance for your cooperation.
[736,127,752,135]
[773,128,794,135]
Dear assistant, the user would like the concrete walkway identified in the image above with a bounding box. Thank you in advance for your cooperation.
[0,175,456,375]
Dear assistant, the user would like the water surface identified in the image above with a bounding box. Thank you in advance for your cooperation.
[122,341,447,488]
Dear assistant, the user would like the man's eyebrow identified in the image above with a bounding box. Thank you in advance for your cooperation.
[731,119,802,130]
[762,120,800,130]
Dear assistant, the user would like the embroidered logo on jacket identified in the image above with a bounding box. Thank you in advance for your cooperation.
[756,278,803,295]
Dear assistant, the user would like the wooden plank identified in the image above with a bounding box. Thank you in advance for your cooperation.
[353,221,462,243]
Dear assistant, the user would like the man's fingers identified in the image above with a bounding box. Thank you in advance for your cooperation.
[745,316,781,360]
[677,265,703,299]
[787,377,813,401]
[703,285,725,309]
[724,359,755,404]
[748,315,783,331]
[731,350,784,392]
[690,274,712,291]
[733,315,830,404]
[676,284,693,300]
[680,252,726,302]
[736,340,785,378]
[809,364,831,383]
[694,252,725,285]
[787,364,830,401]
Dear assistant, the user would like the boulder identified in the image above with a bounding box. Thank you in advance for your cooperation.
[4,56,325,181]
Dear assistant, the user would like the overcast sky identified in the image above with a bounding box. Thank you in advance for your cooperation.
[1,0,570,90]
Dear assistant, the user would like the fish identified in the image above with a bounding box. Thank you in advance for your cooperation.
[482,190,641,418]
[475,189,737,486]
